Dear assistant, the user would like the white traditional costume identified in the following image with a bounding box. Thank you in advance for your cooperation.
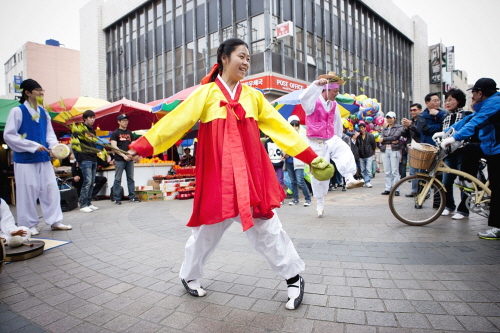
[300,77,362,216]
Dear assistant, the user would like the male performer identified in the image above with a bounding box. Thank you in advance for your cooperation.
[4,79,72,235]
[300,72,363,217]
[0,198,31,246]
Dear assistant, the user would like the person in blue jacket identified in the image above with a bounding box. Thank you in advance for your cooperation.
[416,93,448,146]
[439,78,500,240]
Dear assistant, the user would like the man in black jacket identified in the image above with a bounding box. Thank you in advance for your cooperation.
[402,103,422,197]
[356,123,376,188]
[74,110,99,213]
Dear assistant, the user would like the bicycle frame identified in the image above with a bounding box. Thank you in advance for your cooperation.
[413,161,490,208]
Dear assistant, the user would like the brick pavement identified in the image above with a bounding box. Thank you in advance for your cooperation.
[1,174,500,332]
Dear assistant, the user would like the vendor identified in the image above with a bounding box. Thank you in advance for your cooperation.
[179,147,195,166]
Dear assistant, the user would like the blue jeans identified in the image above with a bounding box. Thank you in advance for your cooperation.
[443,153,469,216]
[359,156,374,184]
[286,162,311,202]
[409,165,419,194]
[381,149,401,191]
[113,160,136,201]
[79,160,97,208]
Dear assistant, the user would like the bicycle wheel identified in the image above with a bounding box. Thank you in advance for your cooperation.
[388,175,446,226]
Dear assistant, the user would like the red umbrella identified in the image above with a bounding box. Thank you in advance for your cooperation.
[68,98,159,131]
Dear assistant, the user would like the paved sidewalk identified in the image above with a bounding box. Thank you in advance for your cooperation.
[1,174,500,332]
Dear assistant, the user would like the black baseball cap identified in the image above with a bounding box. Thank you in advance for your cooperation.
[358,123,366,128]
[117,114,129,121]
[467,78,498,92]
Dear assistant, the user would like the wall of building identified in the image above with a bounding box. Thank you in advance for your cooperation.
[4,42,80,104]
[80,0,107,100]
[80,0,429,119]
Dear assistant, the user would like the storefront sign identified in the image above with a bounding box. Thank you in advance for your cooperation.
[446,46,455,72]
[429,43,441,84]
[276,21,294,39]
[242,74,306,92]
[14,75,22,93]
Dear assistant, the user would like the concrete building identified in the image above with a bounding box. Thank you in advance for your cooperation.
[428,42,472,110]
[80,0,430,118]
[3,41,81,104]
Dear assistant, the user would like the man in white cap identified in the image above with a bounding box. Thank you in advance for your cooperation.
[4,79,72,235]
[300,72,362,217]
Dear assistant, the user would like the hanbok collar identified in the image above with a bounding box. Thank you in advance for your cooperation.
[217,74,240,100]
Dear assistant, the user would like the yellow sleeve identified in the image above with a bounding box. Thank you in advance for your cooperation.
[248,86,310,158]
[142,85,210,155]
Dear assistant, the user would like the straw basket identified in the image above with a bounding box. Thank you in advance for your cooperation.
[408,143,438,170]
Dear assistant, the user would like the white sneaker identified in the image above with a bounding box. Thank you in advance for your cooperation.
[365,182,373,188]
[51,223,73,231]
[80,206,93,213]
[89,205,99,211]
[452,213,467,220]
[346,179,364,189]
[317,210,324,217]
[29,226,39,236]
[441,209,451,216]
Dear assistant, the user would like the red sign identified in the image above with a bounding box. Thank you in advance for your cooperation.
[276,21,294,39]
[242,74,306,93]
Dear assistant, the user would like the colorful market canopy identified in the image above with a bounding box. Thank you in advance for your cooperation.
[47,96,110,123]
[0,99,20,131]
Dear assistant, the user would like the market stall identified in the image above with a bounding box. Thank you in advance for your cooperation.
[96,162,175,196]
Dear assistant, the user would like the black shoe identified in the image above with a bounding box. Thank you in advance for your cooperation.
[395,191,400,196]
[285,276,305,310]
[114,200,121,205]
[381,191,390,195]
[342,186,346,192]
[129,197,140,202]
[181,279,206,297]
[91,196,99,201]
[405,193,416,198]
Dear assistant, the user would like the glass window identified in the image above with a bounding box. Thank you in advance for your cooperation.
[209,32,219,56]
[175,47,183,77]
[140,61,146,81]
[222,26,233,42]
[307,33,314,55]
[132,65,137,92]
[251,14,265,41]
[166,51,173,80]
[148,58,154,87]
[156,0,163,28]
[148,3,153,31]
[236,21,247,41]
[186,41,194,73]
[251,40,266,53]
[140,11,145,35]
[296,27,303,52]
[326,41,332,63]
[156,54,163,82]
[197,37,207,71]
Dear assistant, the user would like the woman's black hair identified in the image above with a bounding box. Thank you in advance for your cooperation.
[209,38,249,82]
[444,88,466,109]
[290,120,300,127]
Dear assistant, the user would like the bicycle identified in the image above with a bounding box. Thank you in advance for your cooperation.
[388,137,490,226]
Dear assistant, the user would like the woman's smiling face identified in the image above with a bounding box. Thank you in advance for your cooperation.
[222,44,250,82]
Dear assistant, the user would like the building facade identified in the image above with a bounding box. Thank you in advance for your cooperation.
[3,41,81,104]
[80,0,430,118]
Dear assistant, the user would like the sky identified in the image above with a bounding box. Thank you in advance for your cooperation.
[1,0,499,97]
[391,0,500,85]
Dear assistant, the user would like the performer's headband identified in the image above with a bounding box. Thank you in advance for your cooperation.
[323,83,340,90]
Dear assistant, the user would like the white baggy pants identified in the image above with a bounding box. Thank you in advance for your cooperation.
[307,136,357,200]
[14,162,63,228]
[179,210,305,281]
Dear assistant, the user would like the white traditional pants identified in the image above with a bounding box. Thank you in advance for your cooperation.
[14,162,63,228]
[307,136,357,201]
[179,210,305,281]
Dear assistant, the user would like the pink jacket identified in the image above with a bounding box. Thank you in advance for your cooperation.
[306,99,336,139]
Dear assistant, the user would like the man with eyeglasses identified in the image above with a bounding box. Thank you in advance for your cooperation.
[4,79,72,235]
[402,103,423,197]
[439,78,500,240]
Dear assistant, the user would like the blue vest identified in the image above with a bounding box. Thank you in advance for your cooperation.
[13,104,51,164]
